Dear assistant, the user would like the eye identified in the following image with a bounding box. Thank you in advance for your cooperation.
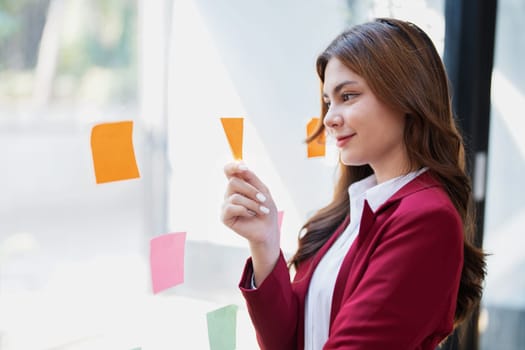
[324,100,331,108]
[342,93,358,101]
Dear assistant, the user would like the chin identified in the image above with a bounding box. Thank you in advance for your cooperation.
[339,156,367,167]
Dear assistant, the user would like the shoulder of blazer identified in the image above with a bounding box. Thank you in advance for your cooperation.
[374,171,446,215]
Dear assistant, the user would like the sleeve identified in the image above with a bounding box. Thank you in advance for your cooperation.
[324,206,463,350]
[239,250,299,350]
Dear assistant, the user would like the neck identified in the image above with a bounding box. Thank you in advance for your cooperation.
[371,152,417,184]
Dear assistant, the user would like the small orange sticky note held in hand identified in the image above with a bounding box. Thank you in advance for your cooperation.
[220,117,243,160]
[307,117,325,158]
[90,121,140,184]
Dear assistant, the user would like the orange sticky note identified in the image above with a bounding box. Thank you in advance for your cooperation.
[277,210,284,232]
[90,121,140,184]
[220,117,243,160]
[150,232,186,294]
[307,117,325,158]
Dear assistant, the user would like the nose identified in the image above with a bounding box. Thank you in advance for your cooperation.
[323,109,344,129]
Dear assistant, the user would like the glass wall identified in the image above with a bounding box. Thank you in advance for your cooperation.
[0,1,151,349]
[12,0,521,349]
[480,0,525,349]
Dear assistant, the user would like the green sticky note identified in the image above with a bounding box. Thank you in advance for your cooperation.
[206,304,238,350]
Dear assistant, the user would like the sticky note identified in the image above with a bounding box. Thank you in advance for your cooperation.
[278,210,284,232]
[207,304,238,350]
[90,121,140,183]
[220,117,243,160]
[150,232,186,294]
[307,117,325,158]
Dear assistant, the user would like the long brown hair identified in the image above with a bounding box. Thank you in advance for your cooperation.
[290,18,486,326]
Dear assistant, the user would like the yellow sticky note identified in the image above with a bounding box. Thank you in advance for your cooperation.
[220,117,244,160]
[90,121,140,184]
[307,117,325,158]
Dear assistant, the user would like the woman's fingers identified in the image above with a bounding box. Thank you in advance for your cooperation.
[239,169,270,196]
[221,202,256,223]
[224,192,270,216]
[222,201,265,223]
[224,162,270,201]
[224,176,267,203]
[224,161,243,179]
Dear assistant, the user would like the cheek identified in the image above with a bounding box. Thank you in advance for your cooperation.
[360,114,406,152]
[389,116,407,140]
[377,120,406,152]
[374,105,406,138]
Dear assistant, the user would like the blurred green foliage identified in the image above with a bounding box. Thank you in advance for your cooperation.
[0,10,19,41]
[0,0,49,70]
[0,0,137,103]
[58,0,136,75]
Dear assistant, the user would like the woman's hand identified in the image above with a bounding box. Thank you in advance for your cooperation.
[221,162,277,243]
[221,162,280,285]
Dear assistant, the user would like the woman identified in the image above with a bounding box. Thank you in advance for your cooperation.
[221,18,485,349]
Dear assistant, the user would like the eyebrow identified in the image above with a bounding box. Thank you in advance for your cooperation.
[322,80,358,98]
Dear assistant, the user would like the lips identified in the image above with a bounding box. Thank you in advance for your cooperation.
[336,133,355,147]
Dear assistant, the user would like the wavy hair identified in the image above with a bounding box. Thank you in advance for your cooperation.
[290,18,486,326]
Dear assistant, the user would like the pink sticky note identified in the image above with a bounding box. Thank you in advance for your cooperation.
[150,232,186,294]
[278,211,284,232]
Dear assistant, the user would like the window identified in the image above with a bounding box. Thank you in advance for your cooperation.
[8,1,495,349]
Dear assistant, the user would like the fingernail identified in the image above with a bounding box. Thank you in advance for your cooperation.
[260,205,270,214]
[256,192,267,203]
[238,163,249,171]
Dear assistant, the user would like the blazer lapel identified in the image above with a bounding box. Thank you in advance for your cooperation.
[293,215,350,304]
[296,215,350,283]
[330,200,375,325]
[295,215,350,350]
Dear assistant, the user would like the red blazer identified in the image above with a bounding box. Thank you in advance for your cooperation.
[239,172,463,350]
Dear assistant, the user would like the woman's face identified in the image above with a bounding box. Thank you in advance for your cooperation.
[322,57,409,181]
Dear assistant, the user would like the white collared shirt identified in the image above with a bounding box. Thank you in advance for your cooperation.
[304,168,427,350]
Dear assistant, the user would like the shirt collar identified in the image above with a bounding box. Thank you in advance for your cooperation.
[348,168,428,212]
